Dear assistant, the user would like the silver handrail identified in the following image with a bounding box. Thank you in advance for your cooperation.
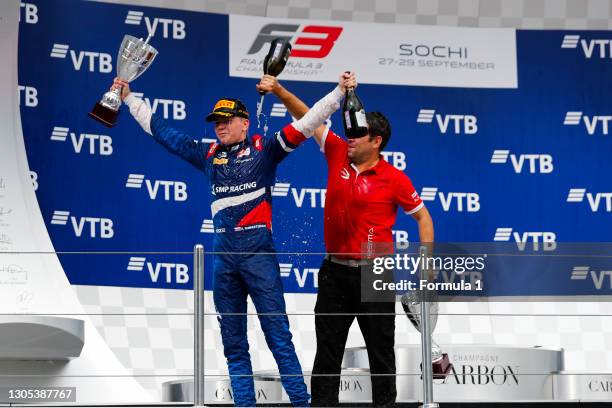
[193,244,205,407]
[419,245,438,408]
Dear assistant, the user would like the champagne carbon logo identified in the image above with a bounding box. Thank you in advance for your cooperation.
[561,34,612,59]
[50,126,113,156]
[567,188,612,212]
[416,109,478,134]
[419,187,480,212]
[564,111,611,135]
[18,85,38,107]
[571,266,612,290]
[125,174,188,201]
[20,2,38,24]
[50,210,114,238]
[49,43,112,73]
[127,256,189,284]
[130,92,186,120]
[200,219,214,233]
[124,10,186,39]
[247,24,343,58]
[493,228,556,250]
[490,150,553,174]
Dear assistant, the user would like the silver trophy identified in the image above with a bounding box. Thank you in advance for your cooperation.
[401,290,452,378]
[89,35,158,127]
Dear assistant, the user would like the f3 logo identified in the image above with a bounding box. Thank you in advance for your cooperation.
[248,24,343,58]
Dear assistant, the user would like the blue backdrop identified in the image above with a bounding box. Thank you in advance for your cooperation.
[17,0,612,295]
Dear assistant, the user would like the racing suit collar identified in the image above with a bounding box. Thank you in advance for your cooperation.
[219,136,249,153]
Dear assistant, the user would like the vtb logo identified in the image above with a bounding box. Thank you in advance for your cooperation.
[420,187,480,212]
[131,92,186,120]
[20,2,38,24]
[571,266,612,290]
[567,189,612,212]
[125,174,188,201]
[124,10,186,40]
[51,211,114,239]
[50,43,112,73]
[248,24,343,58]
[127,257,189,284]
[417,109,478,134]
[279,263,318,288]
[272,182,326,208]
[490,150,553,174]
[380,151,407,171]
[50,126,113,156]
[493,228,556,251]
[18,85,38,107]
[564,111,611,135]
[561,35,612,59]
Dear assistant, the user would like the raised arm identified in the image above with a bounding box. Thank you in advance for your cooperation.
[111,78,208,171]
[257,72,357,147]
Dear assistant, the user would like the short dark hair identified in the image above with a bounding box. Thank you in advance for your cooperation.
[366,112,391,151]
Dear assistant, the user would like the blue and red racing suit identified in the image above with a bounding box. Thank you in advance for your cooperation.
[151,117,309,406]
[126,87,342,406]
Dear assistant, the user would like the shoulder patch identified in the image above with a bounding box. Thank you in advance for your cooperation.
[252,134,264,151]
[206,142,219,159]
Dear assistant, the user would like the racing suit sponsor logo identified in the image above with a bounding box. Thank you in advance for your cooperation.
[213,158,229,165]
[213,182,258,195]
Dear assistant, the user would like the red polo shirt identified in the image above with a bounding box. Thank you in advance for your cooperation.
[321,129,424,259]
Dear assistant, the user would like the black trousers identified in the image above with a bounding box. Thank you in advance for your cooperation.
[311,259,396,407]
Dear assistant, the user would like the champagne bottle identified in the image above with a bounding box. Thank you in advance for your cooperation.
[342,83,368,138]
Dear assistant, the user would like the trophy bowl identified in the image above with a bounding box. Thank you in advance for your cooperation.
[89,35,158,128]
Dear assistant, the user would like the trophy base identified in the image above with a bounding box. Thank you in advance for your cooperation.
[432,353,452,379]
[89,102,119,128]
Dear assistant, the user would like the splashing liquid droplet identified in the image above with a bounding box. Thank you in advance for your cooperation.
[256,94,269,136]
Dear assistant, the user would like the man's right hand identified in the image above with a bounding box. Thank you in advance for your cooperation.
[256,74,282,95]
[112,77,131,100]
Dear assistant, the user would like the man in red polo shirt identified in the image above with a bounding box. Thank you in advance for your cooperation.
[258,75,434,407]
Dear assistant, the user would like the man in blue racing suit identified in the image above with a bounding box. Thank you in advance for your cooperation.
[111,73,354,407]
